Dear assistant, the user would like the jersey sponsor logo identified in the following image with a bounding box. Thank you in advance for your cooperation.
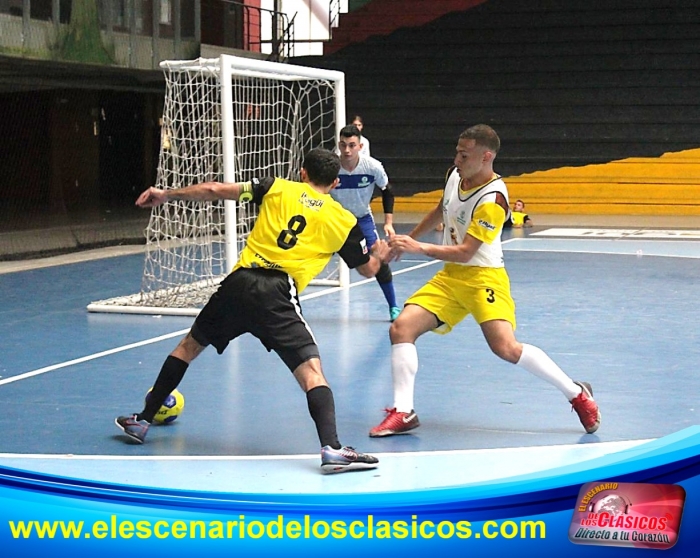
[360,237,368,254]
[252,253,282,269]
[478,219,496,231]
[457,209,467,225]
[336,175,373,189]
[298,191,324,210]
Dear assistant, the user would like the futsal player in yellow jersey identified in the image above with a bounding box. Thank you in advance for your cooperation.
[503,199,533,228]
[116,148,390,474]
[234,175,360,292]
[369,125,601,437]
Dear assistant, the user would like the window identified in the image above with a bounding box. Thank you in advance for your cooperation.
[160,0,171,24]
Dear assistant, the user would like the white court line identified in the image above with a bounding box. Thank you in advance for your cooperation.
[304,258,440,298]
[532,228,700,239]
[0,259,441,386]
[0,439,650,461]
[503,238,700,259]
[0,331,189,387]
[507,248,700,259]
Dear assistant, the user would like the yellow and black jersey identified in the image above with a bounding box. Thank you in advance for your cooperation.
[503,211,530,227]
[234,177,369,292]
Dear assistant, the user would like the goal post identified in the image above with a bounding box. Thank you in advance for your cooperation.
[88,54,349,316]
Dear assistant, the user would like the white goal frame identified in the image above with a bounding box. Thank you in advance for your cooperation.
[87,54,349,316]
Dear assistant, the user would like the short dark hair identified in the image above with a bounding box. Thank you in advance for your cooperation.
[459,124,500,154]
[339,124,362,139]
[302,148,340,186]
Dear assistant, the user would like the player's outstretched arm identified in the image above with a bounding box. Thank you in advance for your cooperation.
[383,214,395,238]
[135,187,168,208]
[381,183,395,237]
[389,233,482,264]
[136,181,254,208]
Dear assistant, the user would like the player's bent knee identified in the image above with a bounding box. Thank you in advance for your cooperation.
[173,332,207,363]
[292,358,328,391]
[389,319,416,344]
[389,322,401,343]
[489,341,521,364]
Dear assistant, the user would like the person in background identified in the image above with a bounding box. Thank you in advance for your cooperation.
[351,115,371,157]
[503,199,533,228]
[334,124,401,322]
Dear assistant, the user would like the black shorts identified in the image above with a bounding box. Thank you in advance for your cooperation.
[190,267,320,372]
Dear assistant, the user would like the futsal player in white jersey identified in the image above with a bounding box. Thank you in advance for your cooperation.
[334,124,401,321]
[369,124,601,437]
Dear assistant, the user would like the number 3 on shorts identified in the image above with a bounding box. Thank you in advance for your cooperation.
[485,288,496,303]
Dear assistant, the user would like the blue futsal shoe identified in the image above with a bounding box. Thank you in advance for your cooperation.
[389,306,401,322]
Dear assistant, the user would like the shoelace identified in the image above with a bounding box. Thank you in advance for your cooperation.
[129,417,148,429]
[378,408,410,427]
[572,395,598,423]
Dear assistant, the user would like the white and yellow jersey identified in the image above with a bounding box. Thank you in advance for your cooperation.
[441,167,510,268]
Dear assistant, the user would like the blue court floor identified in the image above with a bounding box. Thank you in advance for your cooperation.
[0,224,698,494]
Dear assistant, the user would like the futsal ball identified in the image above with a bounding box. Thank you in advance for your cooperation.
[145,388,185,424]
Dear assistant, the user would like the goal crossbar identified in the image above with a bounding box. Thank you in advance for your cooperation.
[87,54,349,316]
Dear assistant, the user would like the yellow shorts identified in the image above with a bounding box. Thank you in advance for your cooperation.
[406,263,516,334]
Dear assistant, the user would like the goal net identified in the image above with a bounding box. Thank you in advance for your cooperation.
[88,55,348,316]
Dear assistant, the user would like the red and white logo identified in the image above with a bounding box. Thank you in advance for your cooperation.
[569,482,685,550]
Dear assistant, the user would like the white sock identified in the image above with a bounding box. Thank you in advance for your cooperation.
[392,343,418,412]
[516,343,581,401]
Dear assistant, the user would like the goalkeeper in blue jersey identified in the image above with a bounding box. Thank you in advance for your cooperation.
[333,124,401,322]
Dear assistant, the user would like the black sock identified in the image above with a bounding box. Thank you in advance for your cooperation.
[138,356,189,423]
[306,385,341,449]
